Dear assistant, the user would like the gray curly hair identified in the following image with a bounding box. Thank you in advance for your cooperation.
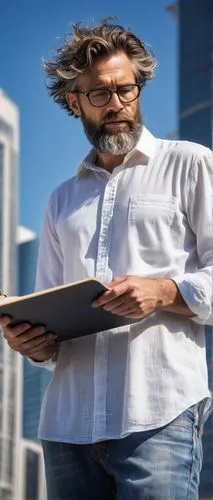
[44,19,157,117]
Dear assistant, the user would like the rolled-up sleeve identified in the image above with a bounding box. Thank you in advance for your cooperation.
[173,148,213,325]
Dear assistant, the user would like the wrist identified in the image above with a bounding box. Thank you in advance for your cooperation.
[156,278,194,316]
[28,354,52,362]
[156,278,179,309]
[28,345,58,363]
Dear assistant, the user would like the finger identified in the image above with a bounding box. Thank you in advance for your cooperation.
[13,330,55,348]
[31,335,57,352]
[3,322,32,341]
[102,295,130,312]
[93,277,128,309]
[6,322,31,335]
[26,336,56,353]
[25,339,57,358]
[107,304,138,316]
[115,302,156,318]
[32,338,57,353]
[13,333,56,354]
[0,315,12,327]
[15,325,47,343]
[92,282,130,308]
[92,289,123,308]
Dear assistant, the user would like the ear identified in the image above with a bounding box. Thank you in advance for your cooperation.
[66,93,81,117]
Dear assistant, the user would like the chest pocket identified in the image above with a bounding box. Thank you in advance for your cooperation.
[129,194,176,225]
[128,194,177,265]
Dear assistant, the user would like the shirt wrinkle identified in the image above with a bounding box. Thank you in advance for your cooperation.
[33,127,213,444]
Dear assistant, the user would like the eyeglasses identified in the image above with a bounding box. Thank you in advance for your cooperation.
[74,84,143,107]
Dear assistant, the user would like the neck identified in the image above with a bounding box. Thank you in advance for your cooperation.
[96,152,125,173]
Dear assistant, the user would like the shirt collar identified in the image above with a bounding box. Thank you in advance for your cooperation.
[77,126,156,178]
[129,126,156,160]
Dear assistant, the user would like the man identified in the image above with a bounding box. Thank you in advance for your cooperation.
[1,20,213,500]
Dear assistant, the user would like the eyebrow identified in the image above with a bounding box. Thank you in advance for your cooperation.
[85,82,137,91]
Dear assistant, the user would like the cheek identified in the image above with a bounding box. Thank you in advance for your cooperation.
[130,102,139,116]
[80,100,102,123]
[92,110,103,123]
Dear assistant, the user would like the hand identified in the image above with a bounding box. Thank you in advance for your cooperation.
[0,315,57,361]
[92,275,168,319]
[92,276,164,319]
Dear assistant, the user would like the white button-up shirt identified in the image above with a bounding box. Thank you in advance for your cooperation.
[34,127,213,444]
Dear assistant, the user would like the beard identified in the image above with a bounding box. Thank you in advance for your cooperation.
[80,106,143,156]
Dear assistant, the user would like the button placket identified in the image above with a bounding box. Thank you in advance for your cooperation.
[96,177,118,284]
[92,175,119,441]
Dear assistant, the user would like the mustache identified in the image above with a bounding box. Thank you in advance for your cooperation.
[103,111,132,124]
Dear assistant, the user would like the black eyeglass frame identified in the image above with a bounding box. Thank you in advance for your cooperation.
[73,83,143,107]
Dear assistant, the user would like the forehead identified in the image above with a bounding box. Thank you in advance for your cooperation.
[77,51,135,89]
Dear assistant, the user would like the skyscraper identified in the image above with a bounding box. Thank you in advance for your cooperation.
[0,89,20,499]
[177,1,213,497]
[0,90,18,294]
[17,225,52,443]
[178,0,213,149]
[17,225,51,500]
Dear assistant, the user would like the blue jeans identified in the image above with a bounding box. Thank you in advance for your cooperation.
[41,400,210,500]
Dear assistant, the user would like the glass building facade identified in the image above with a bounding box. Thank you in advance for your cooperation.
[178,1,213,498]
[178,0,213,149]
[17,227,51,499]
[0,89,19,500]
[17,440,46,500]
[18,228,52,442]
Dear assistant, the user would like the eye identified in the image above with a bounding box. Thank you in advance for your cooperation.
[118,85,136,96]
[90,89,109,98]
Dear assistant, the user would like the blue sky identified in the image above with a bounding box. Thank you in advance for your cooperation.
[1,0,177,234]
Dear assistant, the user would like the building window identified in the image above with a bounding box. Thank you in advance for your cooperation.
[1,438,13,483]
[25,449,39,500]
[0,119,13,140]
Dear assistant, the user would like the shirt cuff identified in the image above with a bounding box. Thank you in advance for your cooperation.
[172,273,212,325]
[27,348,58,370]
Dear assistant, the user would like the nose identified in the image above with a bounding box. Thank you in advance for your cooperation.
[107,91,124,112]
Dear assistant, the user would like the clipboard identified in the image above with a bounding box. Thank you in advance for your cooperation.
[0,278,137,342]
